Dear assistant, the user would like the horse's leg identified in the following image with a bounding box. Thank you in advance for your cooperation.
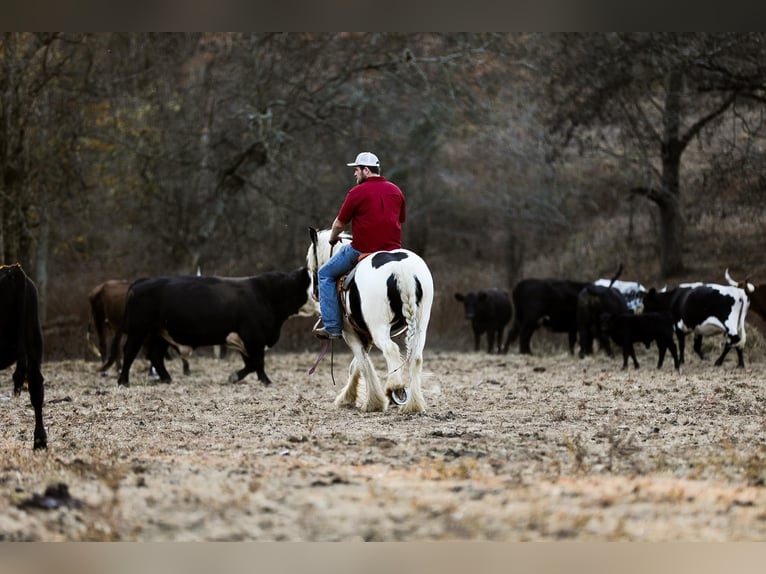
[372,327,409,407]
[401,320,429,414]
[344,333,386,412]
[334,355,361,408]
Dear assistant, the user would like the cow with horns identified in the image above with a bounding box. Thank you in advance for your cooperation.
[307,228,434,413]
[643,281,750,368]
[724,269,766,321]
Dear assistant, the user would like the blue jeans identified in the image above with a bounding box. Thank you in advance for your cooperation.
[318,244,362,335]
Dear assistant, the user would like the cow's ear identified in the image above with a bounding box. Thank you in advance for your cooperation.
[309,227,318,244]
[454,293,464,301]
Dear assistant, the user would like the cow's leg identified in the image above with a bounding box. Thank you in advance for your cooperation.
[657,343,667,369]
[473,327,481,352]
[118,333,145,386]
[713,340,744,367]
[27,365,46,450]
[567,329,578,355]
[496,328,505,354]
[100,332,122,373]
[676,330,686,364]
[334,356,362,408]
[735,347,745,368]
[182,358,190,375]
[14,362,46,450]
[629,344,639,369]
[519,326,534,354]
[693,334,706,360]
[486,330,495,354]
[601,333,614,358]
[229,346,271,385]
[12,363,24,396]
[669,341,680,371]
[620,346,629,369]
[145,336,172,382]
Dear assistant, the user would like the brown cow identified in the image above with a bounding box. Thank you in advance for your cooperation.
[725,269,766,320]
[88,279,130,373]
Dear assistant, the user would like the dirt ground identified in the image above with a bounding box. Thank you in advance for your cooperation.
[2,342,766,541]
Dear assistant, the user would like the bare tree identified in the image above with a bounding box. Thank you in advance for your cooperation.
[536,33,766,277]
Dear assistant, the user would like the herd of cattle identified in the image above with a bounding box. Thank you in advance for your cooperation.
[455,268,764,372]
[3,258,765,453]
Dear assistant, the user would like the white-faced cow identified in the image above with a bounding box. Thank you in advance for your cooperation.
[503,278,589,354]
[117,268,316,386]
[643,282,750,368]
[88,279,192,376]
[576,284,630,358]
[0,263,46,449]
[454,289,511,354]
[601,311,680,371]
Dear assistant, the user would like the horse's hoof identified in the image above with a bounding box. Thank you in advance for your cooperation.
[390,388,409,406]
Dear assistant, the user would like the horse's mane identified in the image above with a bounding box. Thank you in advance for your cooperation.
[307,228,353,271]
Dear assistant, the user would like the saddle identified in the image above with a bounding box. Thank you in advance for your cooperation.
[335,253,407,340]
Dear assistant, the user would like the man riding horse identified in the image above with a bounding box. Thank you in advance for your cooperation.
[313,151,406,340]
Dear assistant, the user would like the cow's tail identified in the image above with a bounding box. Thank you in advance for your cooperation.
[608,263,624,288]
[87,285,107,360]
[503,289,521,352]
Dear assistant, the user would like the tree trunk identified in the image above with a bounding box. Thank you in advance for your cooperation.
[657,69,685,278]
[35,183,49,325]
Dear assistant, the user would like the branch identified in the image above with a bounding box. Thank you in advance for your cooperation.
[679,92,737,150]
[630,186,668,206]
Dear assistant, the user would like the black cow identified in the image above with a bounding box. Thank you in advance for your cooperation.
[643,283,749,368]
[0,264,46,449]
[454,289,511,353]
[601,312,680,370]
[117,268,316,387]
[576,284,630,358]
[88,278,191,376]
[503,278,589,354]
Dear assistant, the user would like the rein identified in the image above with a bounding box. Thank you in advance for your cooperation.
[307,235,343,384]
[308,318,337,385]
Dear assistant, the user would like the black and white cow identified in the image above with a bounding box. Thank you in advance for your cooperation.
[643,282,750,368]
[117,268,316,386]
[503,278,589,354]
[454,288,511,353]
[0,264,46,449]
[601,311,680,371]
[576,283,630,358]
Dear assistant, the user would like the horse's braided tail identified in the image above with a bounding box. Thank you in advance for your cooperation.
[398,269,420,376]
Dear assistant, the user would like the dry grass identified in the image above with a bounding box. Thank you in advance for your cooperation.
[3,349,766,541]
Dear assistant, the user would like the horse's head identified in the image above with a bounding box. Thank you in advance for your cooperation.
[307,227,352,302]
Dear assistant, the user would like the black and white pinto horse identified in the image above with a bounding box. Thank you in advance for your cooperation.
[307,228,434,413]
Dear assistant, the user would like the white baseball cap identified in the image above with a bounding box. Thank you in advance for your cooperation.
[347,152,380,168]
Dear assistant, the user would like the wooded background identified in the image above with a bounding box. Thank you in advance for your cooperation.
[2,33,766,359]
